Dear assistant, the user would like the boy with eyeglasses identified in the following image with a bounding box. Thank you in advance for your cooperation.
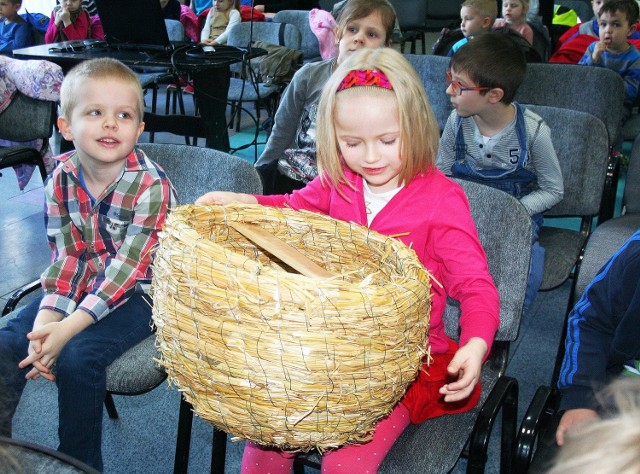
[437,32,564,315]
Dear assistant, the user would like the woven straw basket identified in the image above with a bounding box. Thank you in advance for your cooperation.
[152,204,432,451]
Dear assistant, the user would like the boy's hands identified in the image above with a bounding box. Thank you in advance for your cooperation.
[195,191,258,206]
[555,408,598,446]
[19,308,94,381]
[439,337,488,402]
[592,41,607,63]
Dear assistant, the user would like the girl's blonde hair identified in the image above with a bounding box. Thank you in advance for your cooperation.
[316,48,440,191]
[547,378,640,474]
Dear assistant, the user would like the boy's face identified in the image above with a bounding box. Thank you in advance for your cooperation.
[598,9,636,53]
[337,11,387,65]
[446,68,496,118]
[0,0,20,20]
[502,1,527,25]
[460,6,491,38]
[58,77,144,170]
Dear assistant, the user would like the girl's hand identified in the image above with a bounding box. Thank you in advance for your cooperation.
[439,337,488,402]
[195,191,258,206]
[58,7,71,26]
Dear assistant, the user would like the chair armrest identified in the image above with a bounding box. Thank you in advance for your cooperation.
[2,279,41,316]
[468,375,519,474]
[514,385,561,472]
[598,150,621,224]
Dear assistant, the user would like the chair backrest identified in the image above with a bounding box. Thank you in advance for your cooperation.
[388,0,427,31]
[165,18,185,42]
[136,143,263,204]
[0,92,56,143]
[227,21,302,51]
[405,54,452,132]
[227,21,302,78]
[444,179,532,343]
[515,63,624,147]
[273,10,321,63]
[524,104,610,218]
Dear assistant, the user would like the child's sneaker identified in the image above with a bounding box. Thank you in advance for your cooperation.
[183,84,195,94]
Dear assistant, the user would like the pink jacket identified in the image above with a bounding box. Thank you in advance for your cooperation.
[256,168,500,354]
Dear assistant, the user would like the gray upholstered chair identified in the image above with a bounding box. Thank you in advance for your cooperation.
[273,10,322,63]
[0,92,57,183]
[523,105,611,292]
[514,149,640,470]
[515,62,625,223]
[294,179,533,473]
[0,143,263,470]
[0,436,100,474]
[226,21,302,134]
[405,54,451,132]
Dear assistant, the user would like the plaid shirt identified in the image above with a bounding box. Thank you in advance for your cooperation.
[40,147,176,322]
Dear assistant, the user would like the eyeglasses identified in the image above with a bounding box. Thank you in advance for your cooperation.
[446,71,490,96]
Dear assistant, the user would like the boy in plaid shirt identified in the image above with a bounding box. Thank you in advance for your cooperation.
[0,58,175,471]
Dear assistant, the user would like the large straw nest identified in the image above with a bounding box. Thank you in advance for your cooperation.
[152,204,432,451]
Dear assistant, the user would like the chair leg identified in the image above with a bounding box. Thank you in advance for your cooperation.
[104,392,119,419]
[210,428,227,474]
[173,395,194,474]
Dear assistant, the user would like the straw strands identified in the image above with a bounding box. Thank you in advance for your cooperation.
[152,204,432,451]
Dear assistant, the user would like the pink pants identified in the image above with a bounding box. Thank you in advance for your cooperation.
[241,402,411,474]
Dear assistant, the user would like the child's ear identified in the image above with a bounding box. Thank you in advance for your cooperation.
[628,22,637,37]
[481,16,493,29]
[487,87,505,104]
[57,116,74,142]
[334,25,342,44]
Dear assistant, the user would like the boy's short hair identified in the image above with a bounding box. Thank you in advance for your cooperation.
[6,0,22,5]
[462,0,499,23]
[336,0,397,46]
[449,32,527,104]
[60,58,144,121]
[599,0,640,24]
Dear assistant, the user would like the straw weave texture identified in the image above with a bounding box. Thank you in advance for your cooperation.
[152,204,432,451]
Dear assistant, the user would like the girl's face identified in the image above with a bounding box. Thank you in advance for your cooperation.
[502,1,527,25]
[460,6,489,38]
[334,90,403,193]
[336,12,388,65]
[61,0,82,11]
[214,0,233,13]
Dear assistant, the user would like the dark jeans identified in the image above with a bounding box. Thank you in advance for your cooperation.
[0,294,153,471]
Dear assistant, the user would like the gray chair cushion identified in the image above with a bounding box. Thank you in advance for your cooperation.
[105,334,166,394]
